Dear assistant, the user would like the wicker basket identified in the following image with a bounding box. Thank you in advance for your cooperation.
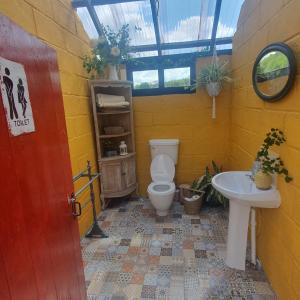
[179,184,204,215]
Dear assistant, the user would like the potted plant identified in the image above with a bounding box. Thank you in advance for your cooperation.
[191,60,232,118]
[191,161,228,207]
[83,24,131,80]
[255,128,292,190]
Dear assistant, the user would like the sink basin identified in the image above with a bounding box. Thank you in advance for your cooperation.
[212,171,281,270]
[212,171,280,208]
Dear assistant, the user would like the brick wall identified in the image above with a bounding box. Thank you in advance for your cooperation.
[230,0,300,298]
[0,0,100,236]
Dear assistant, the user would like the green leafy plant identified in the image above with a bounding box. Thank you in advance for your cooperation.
[83,24,131,78]
[191,161,228,206]
[256,128,292,183]
[191,60,232,90]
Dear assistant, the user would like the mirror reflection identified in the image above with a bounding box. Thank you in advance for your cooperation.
[254,51,290,97]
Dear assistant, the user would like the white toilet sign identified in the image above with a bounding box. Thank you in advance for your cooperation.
[0,56,35,136]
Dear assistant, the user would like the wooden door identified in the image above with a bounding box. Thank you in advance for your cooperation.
[0,15,86,300]
[101,161,123,194]
[122,157,136,189]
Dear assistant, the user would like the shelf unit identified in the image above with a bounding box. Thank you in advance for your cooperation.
[90,80,137,208]
[99,132,131,139]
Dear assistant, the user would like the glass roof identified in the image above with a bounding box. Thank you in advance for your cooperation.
[217,0,245,38]
[76,7,99,39]
[73,0,245,57]
[94,1,156,46]
[158,0,216,43]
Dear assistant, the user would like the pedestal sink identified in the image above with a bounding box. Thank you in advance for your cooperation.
[212,171,281,270]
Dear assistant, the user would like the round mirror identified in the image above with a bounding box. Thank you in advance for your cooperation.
[252,43,296,102]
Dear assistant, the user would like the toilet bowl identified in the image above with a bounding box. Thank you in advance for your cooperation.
[147,154,176,216]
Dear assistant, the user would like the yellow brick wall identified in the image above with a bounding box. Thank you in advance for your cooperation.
[0,0,100,236]
[134,56,231,195]
[231,0,300,298]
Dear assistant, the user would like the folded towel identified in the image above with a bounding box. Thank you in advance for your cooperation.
[96,93,129,108]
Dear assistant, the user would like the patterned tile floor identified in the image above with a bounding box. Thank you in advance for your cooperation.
[81,198,277,300]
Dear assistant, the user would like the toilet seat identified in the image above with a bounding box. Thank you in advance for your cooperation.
[150,154,175,182]
[148,182,175,196]
[148,154,176,216]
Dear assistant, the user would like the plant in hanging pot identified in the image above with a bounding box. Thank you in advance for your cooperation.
[193,60,232,93]
[255,128,292,190]
[191,60,232,118]
[83,24,131,80]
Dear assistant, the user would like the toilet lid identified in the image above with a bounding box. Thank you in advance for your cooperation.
[150,154,175,182]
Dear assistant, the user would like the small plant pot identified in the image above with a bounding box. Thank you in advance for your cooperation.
[254,170,272,190]
[206,82,221,97]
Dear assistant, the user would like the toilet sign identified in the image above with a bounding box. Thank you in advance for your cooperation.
[0,56,35,136]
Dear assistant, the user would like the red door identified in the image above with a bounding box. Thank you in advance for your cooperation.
[0,15,86,300]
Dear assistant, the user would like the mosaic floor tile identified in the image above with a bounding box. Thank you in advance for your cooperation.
[81,198,277,299]
[141,285,156,298]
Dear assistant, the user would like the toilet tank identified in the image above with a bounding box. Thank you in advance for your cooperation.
[149,139,179,164]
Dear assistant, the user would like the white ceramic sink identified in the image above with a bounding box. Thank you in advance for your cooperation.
[212,171,281,270]
[212,171,281,208]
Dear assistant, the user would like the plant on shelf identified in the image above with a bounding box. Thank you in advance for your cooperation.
[191,53,232,119]
[83,24,131,80]
[254,128,292,190]
[191,160,228,207]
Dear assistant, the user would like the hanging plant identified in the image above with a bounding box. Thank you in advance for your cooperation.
[83,24,131,80]
[191,51,232,119]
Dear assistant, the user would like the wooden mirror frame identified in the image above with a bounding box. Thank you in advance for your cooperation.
[252,42,297,102]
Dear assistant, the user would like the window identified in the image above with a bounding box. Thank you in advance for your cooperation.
[133,70,159,89]
[164,67,191,88]
[127,54,196,96]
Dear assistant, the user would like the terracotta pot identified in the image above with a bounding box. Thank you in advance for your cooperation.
[254,170,272,190]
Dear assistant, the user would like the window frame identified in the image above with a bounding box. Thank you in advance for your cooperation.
[126,53,197,97]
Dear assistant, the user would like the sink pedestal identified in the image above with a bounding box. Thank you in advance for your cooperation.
[226,200,250,270]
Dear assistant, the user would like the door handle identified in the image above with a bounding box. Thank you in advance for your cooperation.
[68,192,82,217]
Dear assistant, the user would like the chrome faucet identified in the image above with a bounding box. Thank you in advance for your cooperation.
[249,160,261,181]
[245,174,254,181]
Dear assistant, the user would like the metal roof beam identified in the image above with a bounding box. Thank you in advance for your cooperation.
[86,4,104,37]
[129,37,232,53]
[72,0,144,8]
[150,0,162,56]
[210,0,223,53]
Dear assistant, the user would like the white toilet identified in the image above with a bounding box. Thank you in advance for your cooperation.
[147,139,179,216]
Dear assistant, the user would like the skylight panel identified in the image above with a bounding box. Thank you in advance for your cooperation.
[216,0,245,38]
[76,7,99,40]
[162,47,210,55]
[94,1,156,46]
[158,0,216,43]
[130,51,159,58]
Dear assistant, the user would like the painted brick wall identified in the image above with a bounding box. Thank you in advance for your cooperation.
[133,56,232,195]
[0,0,99,236]
[230,0,300,298]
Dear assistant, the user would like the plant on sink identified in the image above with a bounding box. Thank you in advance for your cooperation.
[255,128,292,190]
[191,161,228,207]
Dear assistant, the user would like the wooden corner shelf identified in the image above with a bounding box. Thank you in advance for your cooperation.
[99,132,131,139]
[90,80,137,208]
[98,110,131,115]
[99,152,136,162]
